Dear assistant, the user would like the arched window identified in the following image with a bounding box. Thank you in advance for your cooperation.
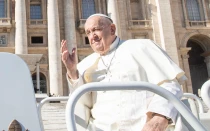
[0,0,5,18]
[32,73,47,93]
[187,39,208,95]
[82,0,95,19]
[186,0,201,21]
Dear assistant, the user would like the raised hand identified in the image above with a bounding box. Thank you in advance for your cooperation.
[61,40,78,79]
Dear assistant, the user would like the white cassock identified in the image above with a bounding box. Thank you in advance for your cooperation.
[67,37,189,131]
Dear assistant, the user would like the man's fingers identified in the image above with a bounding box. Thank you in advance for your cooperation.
[64,40,68,51]
[71,47,77,60]
[60,40,68,53]
[62,50,69,61]
[71,47,76,54]
[60,40,65,53]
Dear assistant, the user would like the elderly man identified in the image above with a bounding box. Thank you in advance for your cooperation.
[61,14,187,131]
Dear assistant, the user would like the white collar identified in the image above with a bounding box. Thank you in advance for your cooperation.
[109,36,120,53]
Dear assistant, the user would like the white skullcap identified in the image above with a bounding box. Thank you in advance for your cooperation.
[87,13,113,23]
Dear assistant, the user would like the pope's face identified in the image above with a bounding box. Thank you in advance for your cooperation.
[85,16,115,55]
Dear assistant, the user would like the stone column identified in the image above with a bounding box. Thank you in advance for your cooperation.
[182,0,190,27]
[141,0,146,19]
[149,0,161,45]
[36,62,40,93]
[107,0,121,38]
[47,0,63,96]
[42,0,47,24]
[15,0,27,54]
[202,0,210,27]
[7,0,10,18]
[154,0,180,65]
[180,48,193,93]
[202,0,208,21]
[204,56,210,77]
[64,0,77,52]
[98,0,102,13]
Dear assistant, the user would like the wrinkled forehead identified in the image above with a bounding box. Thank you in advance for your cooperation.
[85,16,103,30]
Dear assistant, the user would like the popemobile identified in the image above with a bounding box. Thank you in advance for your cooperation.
[0,53,210,131]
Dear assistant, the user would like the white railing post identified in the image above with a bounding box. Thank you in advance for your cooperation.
[37,97,69,131]
[201,80,210,108]
[183,93,204,113]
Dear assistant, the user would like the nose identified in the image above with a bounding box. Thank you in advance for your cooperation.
[88,31,97,40]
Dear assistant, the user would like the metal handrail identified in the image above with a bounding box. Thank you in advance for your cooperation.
[201,80,210,108]
[37,97,69,131]
[183,93,204,113]
[66,82,207,131]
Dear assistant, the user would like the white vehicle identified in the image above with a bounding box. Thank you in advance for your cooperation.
[1,52,209,131]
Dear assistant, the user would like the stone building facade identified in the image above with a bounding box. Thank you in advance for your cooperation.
[0,0,210,96]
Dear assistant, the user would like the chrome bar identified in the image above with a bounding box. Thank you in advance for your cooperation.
[201,80,210,108]
[183,93,204,113]
[66,82,207,131]
[37,97,69,131]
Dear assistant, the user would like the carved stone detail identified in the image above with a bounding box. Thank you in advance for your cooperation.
[40,54,48,64]
[8,119,22,131]
[181,54,189,59]
[180,47,191,59]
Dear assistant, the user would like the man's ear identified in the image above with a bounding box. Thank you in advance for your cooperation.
[110,24,116,35]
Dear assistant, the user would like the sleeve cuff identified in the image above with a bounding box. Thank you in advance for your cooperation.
[147,106,177,125]
[66,73,84,94]
[147,80,183,124]
[66,73,80,85]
